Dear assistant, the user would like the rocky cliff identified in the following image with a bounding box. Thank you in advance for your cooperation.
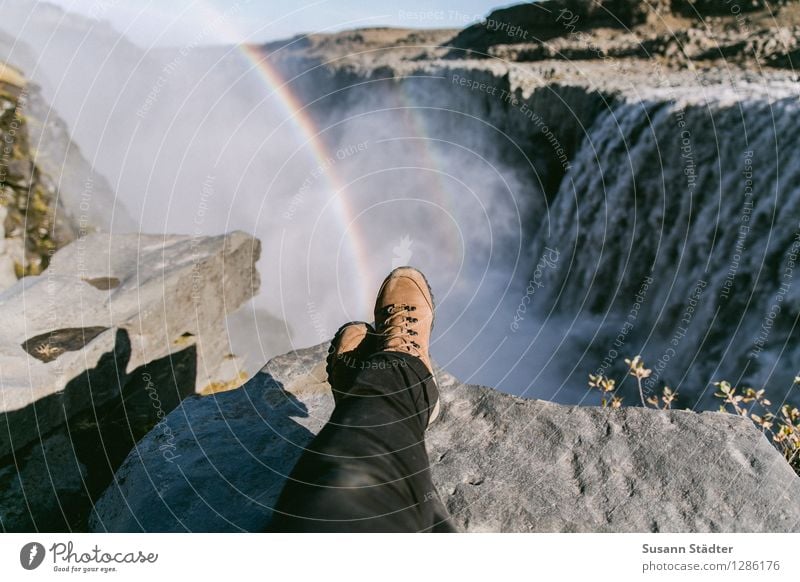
[91,342,800,532]
[447,0,800,67]
[0,231,260,531]
[0,60,131,293]
[1,63,77,283]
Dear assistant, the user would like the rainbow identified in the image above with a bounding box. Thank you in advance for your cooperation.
[235,40,375,310]
[209,7,470,315]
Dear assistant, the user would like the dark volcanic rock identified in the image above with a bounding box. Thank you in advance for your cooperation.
[91,344,800,533]
[447,1,657,55]
[672,0,788,17]
[445,0,800,68]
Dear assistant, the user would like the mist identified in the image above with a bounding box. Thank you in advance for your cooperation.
[0,1,575,399]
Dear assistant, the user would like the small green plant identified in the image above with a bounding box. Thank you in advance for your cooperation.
[33,342,63,360]
[714,377,800,474]
[588,355,676,410]
[588,373,622,408]
[588,356,800,475]
[625,355,651,407]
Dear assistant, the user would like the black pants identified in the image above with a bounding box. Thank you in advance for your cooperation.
[269,351,452,532]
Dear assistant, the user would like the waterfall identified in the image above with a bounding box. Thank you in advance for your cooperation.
[533,82,800,407]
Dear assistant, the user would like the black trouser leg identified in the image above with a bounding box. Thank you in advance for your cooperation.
[268,351,446,532]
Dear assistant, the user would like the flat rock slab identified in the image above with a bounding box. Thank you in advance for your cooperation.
[91,344,800,532]
[0,231,260,458]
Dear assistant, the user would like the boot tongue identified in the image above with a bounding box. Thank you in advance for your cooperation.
[384,336,407,350]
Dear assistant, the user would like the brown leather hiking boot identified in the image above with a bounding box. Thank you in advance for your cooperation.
[326,321,375,403]
[374,266,440,425]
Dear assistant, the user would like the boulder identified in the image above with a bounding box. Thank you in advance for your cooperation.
[91,343,800,533]
[0,231,260,531]
[447,1,659,54]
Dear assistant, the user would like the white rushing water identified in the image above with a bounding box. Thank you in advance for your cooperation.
[529,85,800,407]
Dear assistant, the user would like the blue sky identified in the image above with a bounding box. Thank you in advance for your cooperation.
[47,0,519,47]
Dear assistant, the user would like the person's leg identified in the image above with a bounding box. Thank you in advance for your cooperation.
[269,350,441,532]
[268,267,452,532]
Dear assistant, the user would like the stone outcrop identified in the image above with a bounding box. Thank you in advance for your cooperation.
[1,63,77,283]
[447,1,655,54]
[91,343,800,533]
[0,60,133,294]
[0,231,260,531]
[445,0,800,69]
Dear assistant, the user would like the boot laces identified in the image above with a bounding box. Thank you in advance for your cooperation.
[378,303,421,355]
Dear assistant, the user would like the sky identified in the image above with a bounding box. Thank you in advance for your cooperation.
[46,0,517,47]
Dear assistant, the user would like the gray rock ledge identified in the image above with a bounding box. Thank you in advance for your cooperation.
[91,343,800,532]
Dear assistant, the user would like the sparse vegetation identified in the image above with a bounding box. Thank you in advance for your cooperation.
[588,372,622,409]
[1,78,75,278]
[589,356,800,475]
[588,355,677,411]
[33,342,64,361]
[714,378,800,475]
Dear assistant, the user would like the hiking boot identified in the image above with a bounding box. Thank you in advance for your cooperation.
[374,266,440,425]
[326,321,375,403]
